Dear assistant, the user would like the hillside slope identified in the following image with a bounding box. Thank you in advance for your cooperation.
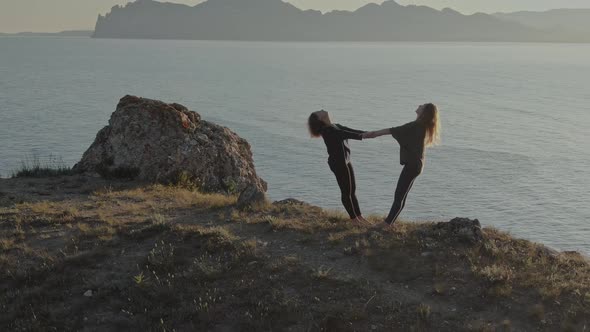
[1,175,589,330]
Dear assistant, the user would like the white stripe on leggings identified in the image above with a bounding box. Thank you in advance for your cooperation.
[341,141,359,218]
[389,176,417,224]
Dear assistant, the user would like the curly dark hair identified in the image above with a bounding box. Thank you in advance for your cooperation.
[308,111,330,137]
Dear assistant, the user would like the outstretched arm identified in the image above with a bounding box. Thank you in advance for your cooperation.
[336,124,365,135]
[334,124,365,140]
[362,128,391,139]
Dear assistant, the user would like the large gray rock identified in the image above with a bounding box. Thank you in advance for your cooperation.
[74,95,267,202]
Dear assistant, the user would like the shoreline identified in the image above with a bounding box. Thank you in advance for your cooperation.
[3,35,590,45]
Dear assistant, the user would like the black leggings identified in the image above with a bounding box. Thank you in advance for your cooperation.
[385,162,423,225]
[330,162,361,219]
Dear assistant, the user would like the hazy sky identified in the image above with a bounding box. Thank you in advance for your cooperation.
[1,0,590,33]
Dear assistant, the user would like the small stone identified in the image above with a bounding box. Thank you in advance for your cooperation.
[84,290,93,297]
[538,246,560,258]
[238,184,267,207]
[273,198,310,206]
[421,252,433,257]
[433,218,483,244]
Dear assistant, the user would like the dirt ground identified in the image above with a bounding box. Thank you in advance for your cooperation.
[1,175,589,331]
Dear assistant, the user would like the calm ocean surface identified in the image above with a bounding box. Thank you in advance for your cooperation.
[0,37,588,254]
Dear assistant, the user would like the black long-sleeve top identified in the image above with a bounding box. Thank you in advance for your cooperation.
[320,124,364,165]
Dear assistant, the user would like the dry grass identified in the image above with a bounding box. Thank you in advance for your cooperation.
[416,303,432,321]
[1,176,588,331]
[473,264,514,284]
[472,228,590,303]
[0,238,16,251]
[92,184,236,210]
[231,201,367,236]
[311,266,333,279]
[327,228,366,244]
[11,156,75,178]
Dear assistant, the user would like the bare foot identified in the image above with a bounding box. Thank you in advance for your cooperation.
[358,216,371,225]
[351,217,366,227]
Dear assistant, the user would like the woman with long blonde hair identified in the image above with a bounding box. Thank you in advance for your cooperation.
[363,103,441,227]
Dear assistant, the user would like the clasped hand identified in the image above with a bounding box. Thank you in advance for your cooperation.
[362,131,378,139]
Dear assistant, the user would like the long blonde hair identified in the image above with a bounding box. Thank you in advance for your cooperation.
[417,103,441,147]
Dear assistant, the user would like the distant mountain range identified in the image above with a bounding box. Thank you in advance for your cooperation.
[494,9,590,39]
[9,0,586,42]
[0,30,93,37]
[94,0,542,41]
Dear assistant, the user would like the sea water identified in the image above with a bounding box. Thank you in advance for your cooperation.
[1,37,589,253]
